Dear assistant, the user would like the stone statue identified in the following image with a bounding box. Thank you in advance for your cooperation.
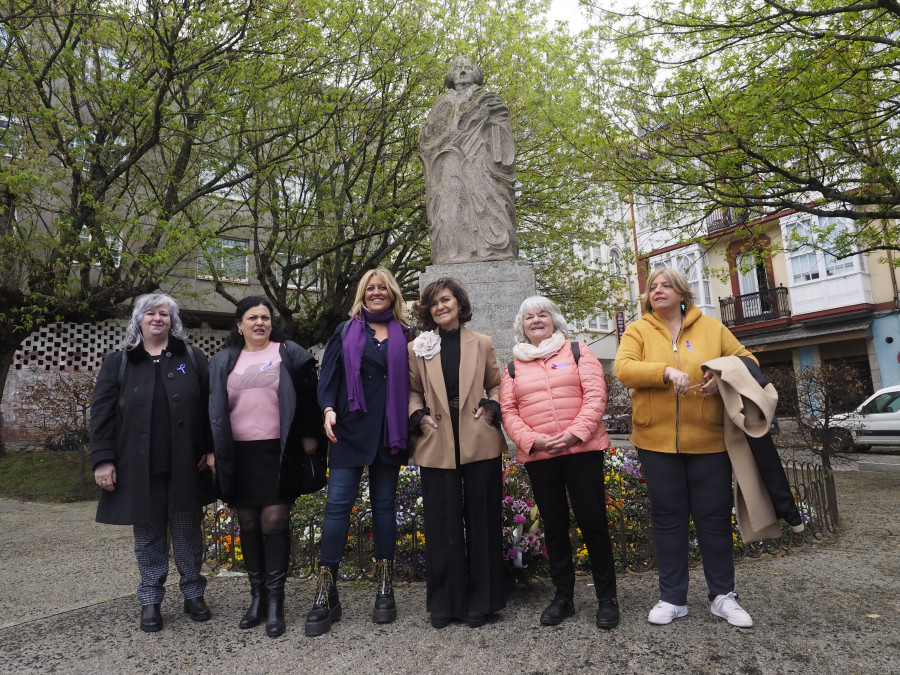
[419,56,518,264]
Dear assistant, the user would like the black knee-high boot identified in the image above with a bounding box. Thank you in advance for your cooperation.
[239,529,267,629]
[263,529,291,638]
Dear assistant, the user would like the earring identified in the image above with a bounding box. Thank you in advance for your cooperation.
[680,302,686,312]
[238,329,243,335]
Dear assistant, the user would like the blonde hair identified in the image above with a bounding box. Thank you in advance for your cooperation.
[350,267,406,322]
[640,267,695,314]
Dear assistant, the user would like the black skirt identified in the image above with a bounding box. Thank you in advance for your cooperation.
[232,439,288,507]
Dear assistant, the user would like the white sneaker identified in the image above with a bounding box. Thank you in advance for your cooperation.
[647,600,688,625]
[710,592,753,628]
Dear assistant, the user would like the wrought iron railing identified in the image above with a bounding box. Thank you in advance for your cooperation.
[202,460,837,578]
[706,207,750,234]
[720,286,792,327]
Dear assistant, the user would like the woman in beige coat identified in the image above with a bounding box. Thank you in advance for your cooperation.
[408,278,507,629]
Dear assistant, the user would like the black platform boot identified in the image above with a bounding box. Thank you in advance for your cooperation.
[372,559,397,624]
[239,529,267,629]
[304,563,341,637]
[263,529,291,638]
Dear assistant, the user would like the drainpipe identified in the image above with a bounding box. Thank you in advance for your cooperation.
[888,249,900,309]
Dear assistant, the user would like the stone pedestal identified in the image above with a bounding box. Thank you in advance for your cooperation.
[419,260,536,366]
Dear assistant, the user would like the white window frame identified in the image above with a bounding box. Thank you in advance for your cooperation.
[0,115,22,157]
[199,237,248,282]
[784,215,862,285]
[199,166,248,202]
[78,225,122,268]
[651,247,713,310]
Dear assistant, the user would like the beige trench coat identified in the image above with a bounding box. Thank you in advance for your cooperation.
[407,327,507,469]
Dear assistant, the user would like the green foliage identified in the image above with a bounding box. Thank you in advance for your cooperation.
[584,0,900,259]
[0,0,628,373]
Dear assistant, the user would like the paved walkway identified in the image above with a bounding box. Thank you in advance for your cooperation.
[0,470,898,674]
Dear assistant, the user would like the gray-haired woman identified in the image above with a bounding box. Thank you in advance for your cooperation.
[500,296,619,629]
[90,293,214,632]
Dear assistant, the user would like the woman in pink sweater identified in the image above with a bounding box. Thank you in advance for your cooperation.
[500,296,619,629]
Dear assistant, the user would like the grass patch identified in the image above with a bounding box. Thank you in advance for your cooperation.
[0,451,97,503]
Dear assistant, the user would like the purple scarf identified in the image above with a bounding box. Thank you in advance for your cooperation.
[342,308,409,454]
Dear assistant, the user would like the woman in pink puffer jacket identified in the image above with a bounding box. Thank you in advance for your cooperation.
[500,296,619,630]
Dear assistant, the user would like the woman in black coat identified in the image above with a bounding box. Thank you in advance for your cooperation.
[208,295,321,638]
[90,293,214,633]
[304,267,413,637]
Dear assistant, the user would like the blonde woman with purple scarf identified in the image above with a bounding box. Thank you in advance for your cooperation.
[305,267,414,637]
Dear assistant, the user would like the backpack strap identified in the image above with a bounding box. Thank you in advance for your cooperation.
[508,342,578,379]
[185,344,199,372]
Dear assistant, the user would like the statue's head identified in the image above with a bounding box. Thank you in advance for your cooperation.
[444,56,483,90]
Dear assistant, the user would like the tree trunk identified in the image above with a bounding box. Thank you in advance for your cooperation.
[0,342,18,456]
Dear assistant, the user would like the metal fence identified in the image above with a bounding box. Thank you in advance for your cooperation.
[719,287,792,327]
[202,460,838,580]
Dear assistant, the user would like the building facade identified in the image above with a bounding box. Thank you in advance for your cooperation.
[630,202,900,395]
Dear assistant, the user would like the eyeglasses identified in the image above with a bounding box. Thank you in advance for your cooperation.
[679,379,707,396]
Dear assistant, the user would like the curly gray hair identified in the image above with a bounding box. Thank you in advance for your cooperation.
[123,293,188,350]
[513,295,570,344]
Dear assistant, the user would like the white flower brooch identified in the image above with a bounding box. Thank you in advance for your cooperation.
[412,330,441,359]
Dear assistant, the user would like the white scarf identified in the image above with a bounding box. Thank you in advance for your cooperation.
[512,331,568,362]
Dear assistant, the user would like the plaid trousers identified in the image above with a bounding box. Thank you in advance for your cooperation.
[132,473,206,606]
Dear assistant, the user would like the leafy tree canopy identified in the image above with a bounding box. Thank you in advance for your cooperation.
[583,0,900,260]
[0,0,630,410]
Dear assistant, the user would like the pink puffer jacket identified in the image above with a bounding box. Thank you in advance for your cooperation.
[500,341,610,464]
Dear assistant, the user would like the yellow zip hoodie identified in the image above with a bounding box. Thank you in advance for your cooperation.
[614,306,755,454]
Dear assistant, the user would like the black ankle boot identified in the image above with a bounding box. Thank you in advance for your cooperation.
[140,603,162,632]
[239,529,267,629]
[304,564,341,637]
[372,559,396,624]
[263,529,291,638]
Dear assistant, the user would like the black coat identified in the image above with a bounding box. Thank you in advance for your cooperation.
[89,338,215,525]
[208,341,322,502]
[316,321,410,469]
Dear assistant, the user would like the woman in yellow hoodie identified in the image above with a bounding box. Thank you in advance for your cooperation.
[615,267,756,629]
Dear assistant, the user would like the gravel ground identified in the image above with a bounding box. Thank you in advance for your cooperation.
[0,470,898,675]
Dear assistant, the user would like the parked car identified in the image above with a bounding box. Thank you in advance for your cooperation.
[603,412,632,435]
[823,384,900,452]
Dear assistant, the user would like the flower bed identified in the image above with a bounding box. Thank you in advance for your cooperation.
[204,447,831,580]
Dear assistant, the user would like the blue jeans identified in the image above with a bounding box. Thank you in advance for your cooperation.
[319,457,401,566]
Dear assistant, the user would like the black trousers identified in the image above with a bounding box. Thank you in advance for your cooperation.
[525,451,617,602]
[638,449,735,604]
[420,456,506,620]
